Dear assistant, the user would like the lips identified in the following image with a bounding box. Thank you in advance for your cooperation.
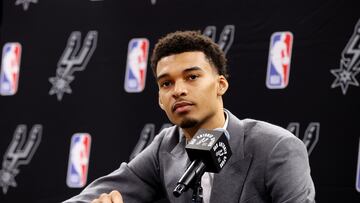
[172,101,194,113]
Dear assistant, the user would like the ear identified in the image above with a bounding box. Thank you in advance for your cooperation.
[217,75,229,96]
[158,96,165,110]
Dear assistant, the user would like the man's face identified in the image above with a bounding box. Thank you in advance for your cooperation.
[156,51,227,129]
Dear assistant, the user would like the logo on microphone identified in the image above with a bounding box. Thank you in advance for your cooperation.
[66,133,92,188]
[213,142,228,168]
[49,31,98,101]
[330,19,360,95]
[0,124,42,194]
[0,43,22,96]
[266,31,293,89]
[124,38,149,93]
[189,133,216,147]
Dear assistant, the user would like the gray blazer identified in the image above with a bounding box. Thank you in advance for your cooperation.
[64,110,315,203]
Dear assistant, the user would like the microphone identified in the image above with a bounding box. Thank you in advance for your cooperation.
[173,129,232,197]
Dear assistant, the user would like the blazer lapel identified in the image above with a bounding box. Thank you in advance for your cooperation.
[210,155,252,202]
[162,127,193,202]
[210,110,253,203]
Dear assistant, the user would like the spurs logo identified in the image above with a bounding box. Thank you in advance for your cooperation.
[49,31,98,101]
[330,19,360,95]
[0,124,42,194]
[15,0,37,11]
[287,122,320,155]
[203,25,235,55]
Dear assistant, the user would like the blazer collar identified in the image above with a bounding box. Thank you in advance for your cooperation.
[224,109,245,159]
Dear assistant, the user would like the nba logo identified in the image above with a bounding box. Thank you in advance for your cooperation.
[0,43,22,95]
[66,133,92,188]
[124,38,149,93]
[266,32,293,89]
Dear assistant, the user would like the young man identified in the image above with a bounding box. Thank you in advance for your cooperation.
[64,31,315,203]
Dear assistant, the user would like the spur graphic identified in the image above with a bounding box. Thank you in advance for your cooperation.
[286,122,320,155]
[330,19,360,95]
[203,25,235,55]
[0,124,42,194]
[49,31,98,101]
[15,0,37,11]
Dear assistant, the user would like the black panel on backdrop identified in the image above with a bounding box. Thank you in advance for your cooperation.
[0,0,360,202]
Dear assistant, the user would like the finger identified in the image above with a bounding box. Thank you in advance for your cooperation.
[98,193,112,203]
[91,198,100,203]
[110,190,123,203]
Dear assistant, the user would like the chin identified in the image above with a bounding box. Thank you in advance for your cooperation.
[179,118,198,129]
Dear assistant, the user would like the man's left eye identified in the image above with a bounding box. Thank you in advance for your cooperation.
[188,75,198,80]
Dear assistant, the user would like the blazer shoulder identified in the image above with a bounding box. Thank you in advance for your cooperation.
[242,118,294,141]
[241,118,301,155]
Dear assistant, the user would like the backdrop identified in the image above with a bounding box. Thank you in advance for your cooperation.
[0,0,360,202]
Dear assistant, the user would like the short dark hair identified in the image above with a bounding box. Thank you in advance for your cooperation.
[150,31,228,79]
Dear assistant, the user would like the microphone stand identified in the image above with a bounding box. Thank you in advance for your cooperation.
[191,173,203,203]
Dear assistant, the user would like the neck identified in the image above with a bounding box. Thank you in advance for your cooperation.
[182,128,199,141]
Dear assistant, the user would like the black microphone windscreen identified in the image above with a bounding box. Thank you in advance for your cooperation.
[185,129,232,173]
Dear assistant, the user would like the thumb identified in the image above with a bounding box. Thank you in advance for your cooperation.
[110,190,123,203]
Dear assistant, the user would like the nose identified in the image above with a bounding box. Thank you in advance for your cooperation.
[172,81,187,99]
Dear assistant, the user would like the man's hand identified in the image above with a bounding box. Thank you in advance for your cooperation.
[91,190,123,203]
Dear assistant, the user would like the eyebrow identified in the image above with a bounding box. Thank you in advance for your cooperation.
[156,66,203,82]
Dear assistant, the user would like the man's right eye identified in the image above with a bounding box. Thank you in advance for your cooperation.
[160,81,172,87]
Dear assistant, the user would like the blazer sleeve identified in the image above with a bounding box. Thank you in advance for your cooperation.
[63,131,166,203]
[265,136,316,203]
